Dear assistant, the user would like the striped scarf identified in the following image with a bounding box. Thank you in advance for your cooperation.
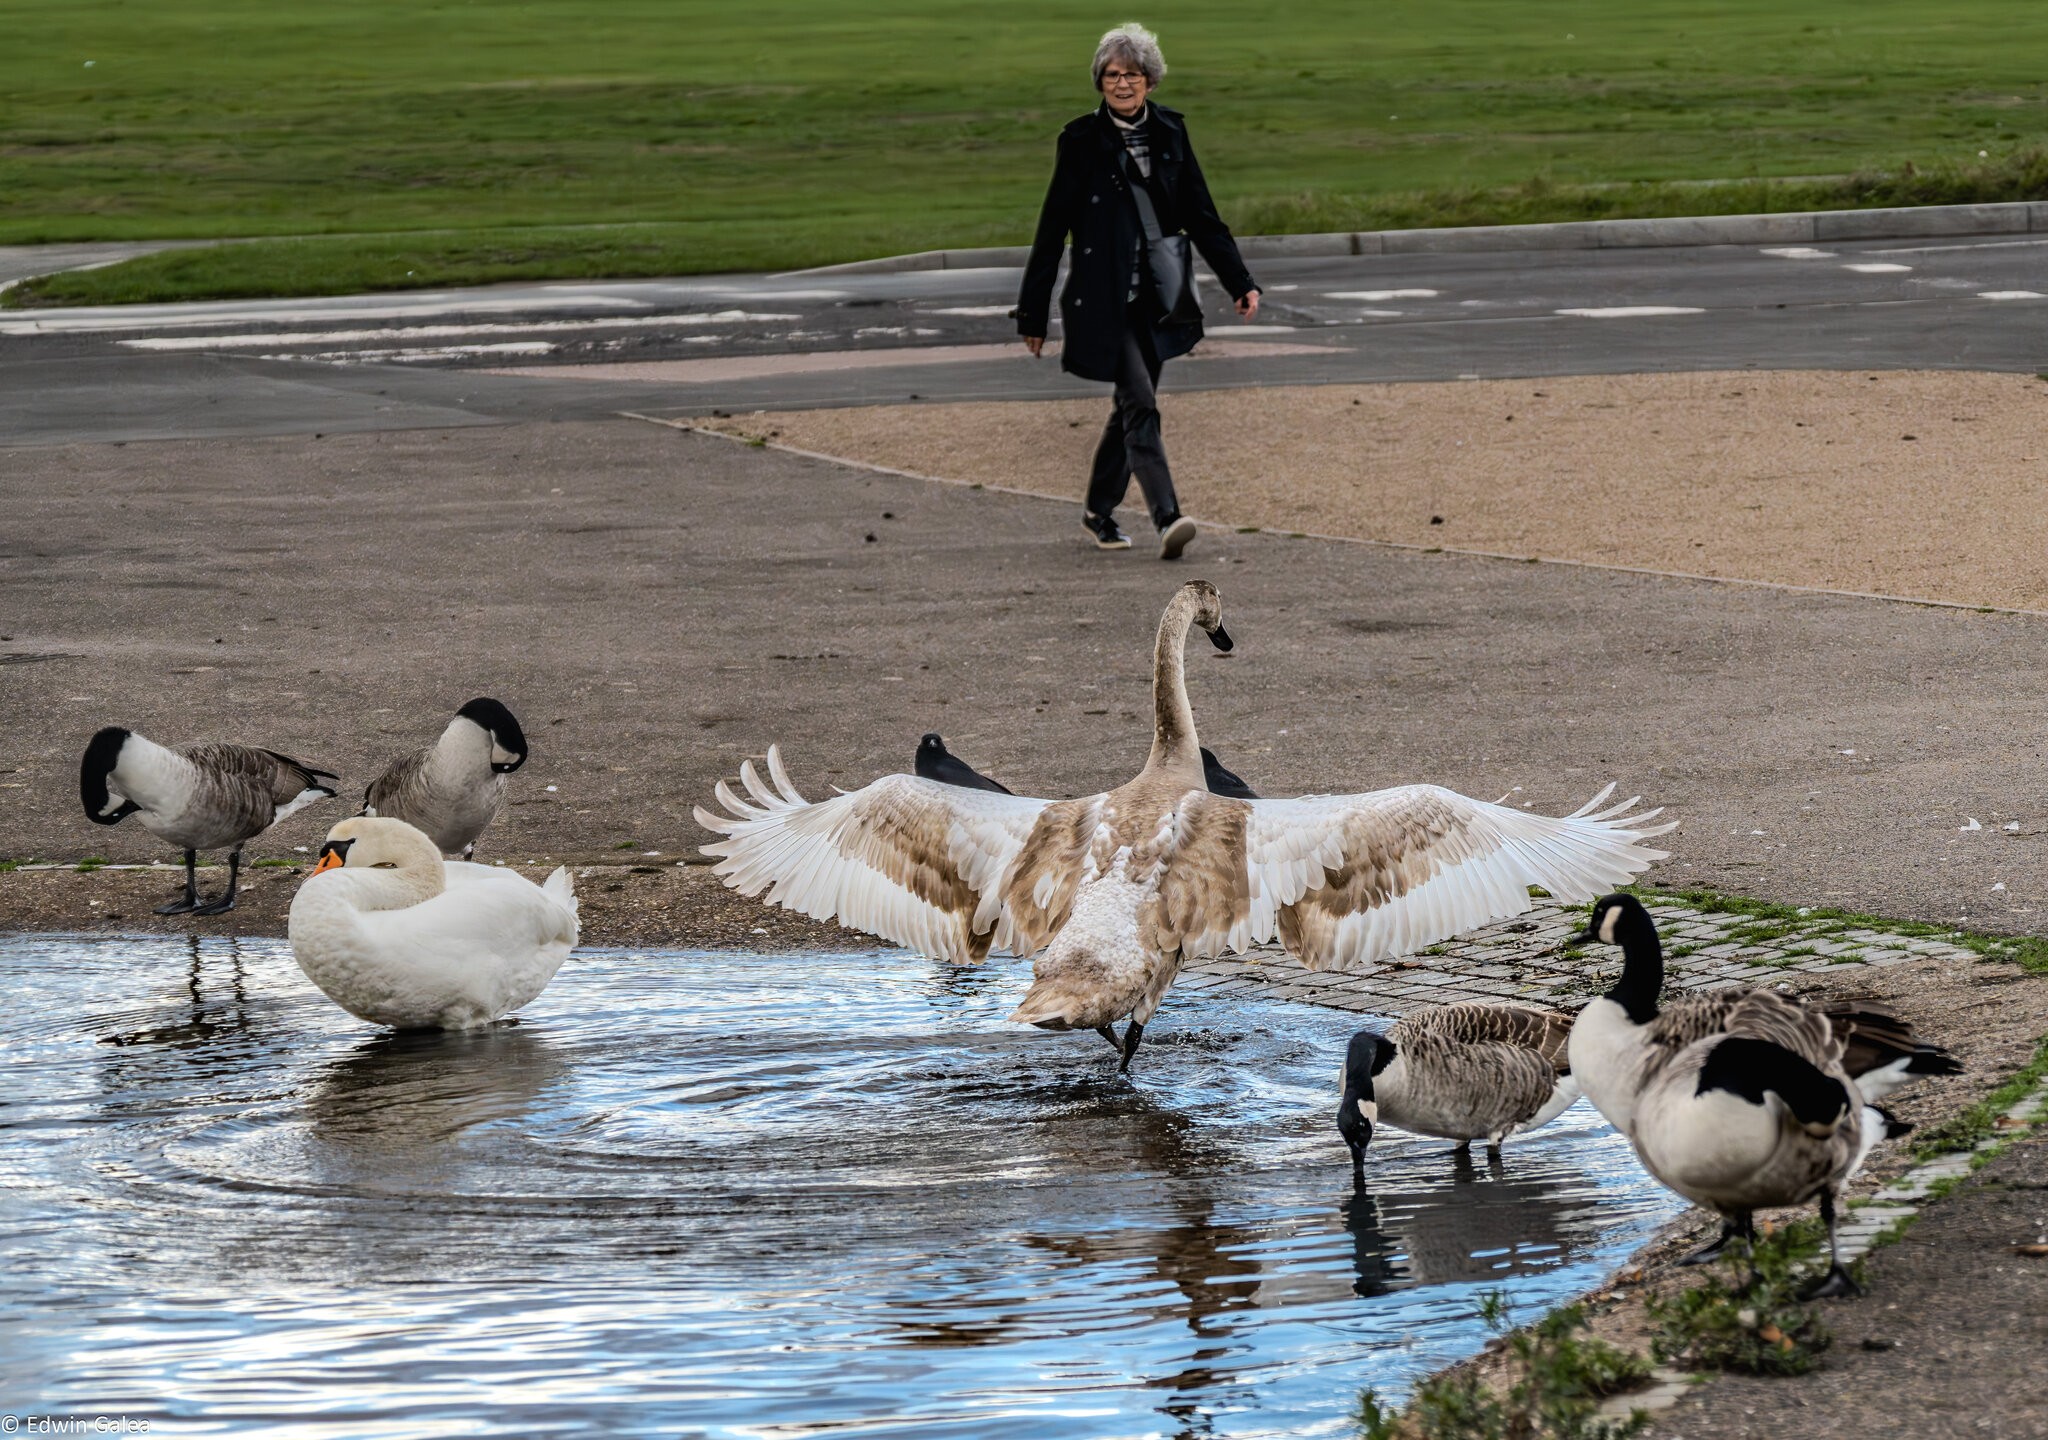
[1109,105,1152,178]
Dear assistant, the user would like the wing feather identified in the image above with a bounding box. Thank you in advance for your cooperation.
[1244,784,1674,972]
[696,746,1062,963]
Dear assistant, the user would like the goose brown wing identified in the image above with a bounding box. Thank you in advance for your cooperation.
[1719,990,1846,1071]
[696,745,1069,964]
[1239,784,1673,971]
[1399,1003,1576,1071]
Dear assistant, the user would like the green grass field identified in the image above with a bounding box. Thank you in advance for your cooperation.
[5,0,2048,303]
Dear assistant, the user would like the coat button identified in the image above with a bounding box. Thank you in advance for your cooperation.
[1082,246,1092,255]
[1091,194,1100,203]
[1074,297,1084,306]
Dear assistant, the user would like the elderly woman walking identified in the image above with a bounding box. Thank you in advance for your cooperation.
[1016,22,1261,560]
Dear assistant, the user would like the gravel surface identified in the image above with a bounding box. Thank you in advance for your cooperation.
[691,369,2048,611]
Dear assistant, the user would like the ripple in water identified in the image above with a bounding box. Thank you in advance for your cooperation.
[0,932,1682,1437]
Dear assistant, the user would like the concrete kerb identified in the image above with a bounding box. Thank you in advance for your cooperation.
[790,200,2048,275]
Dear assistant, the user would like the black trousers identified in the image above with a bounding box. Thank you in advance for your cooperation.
[1084,310,1180,529]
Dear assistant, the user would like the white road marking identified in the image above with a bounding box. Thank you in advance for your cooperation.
[1354,309,1404,317]
[1223,324,1298,334]
[1760,246,1835,259]
[1326,288,1439,300]
[116,311,802,351]
[1554,306,1705,318]
[1979,290,2047,300]
[703,288,852,301]
[267,341,556,363]
[0,293,648,335]
[921,305,1014,316]
[1843,262,1912,273]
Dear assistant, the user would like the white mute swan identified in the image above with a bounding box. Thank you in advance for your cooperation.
[361,697,528,859]
[288,816,577,1030]
[698,581,1674,1072]
[81,725,338,914]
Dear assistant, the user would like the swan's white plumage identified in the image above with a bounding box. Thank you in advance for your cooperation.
[1236,783,1674,970]
[289,819,578,1030]
[695,756,1052,964]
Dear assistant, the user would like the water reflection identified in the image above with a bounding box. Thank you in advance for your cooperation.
[0,934,1683,1439]
[305,1024,566,1152]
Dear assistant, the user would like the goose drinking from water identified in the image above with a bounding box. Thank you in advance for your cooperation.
[698,582,1674,1072]
[80,725,339,914]
[1338,1003,1579,1185]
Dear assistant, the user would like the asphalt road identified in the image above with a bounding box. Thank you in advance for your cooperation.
[3,234,2046,446]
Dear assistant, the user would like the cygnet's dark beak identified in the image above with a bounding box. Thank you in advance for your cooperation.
[1207,623,1234,653]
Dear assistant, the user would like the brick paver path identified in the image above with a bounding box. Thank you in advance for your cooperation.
[1178,895,1981,1016]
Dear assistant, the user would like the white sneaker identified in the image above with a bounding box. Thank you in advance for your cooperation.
[1158,515,1197,560]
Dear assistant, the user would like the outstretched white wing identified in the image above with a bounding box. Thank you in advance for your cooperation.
[694,746,1063,963]
[1238,783,1673,971]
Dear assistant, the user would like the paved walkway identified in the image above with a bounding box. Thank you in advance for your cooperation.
[1181,895,1980,1016]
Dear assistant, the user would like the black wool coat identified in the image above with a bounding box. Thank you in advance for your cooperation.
[1015,102,1259,383]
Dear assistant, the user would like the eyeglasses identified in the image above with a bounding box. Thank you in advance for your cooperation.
[1101,70,1148,87]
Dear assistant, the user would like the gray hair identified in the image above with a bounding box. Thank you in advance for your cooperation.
[1092,22,1166,89]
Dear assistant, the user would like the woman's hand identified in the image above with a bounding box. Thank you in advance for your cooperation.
[1024,336,1045,357]
[1235,289,1261,321]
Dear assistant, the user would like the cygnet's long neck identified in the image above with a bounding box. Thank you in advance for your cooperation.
[1145,591,1204,780]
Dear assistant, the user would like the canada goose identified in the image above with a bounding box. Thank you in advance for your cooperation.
[915,734,1258,799]
[1630,1008,1909,1299]
[1569,893,1961,1138]
[361,697,527,859]
[1338,1004,1579,1185]
[80,725,339,914]
[288,816,577,1030]
[699,581,1674,1072]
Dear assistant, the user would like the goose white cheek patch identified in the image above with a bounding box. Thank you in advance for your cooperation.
[1356,1099,1379,1122]
[491,745,523,767]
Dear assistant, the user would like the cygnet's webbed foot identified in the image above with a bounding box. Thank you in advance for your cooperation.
[154,896,201,915]
[190,894,237,916]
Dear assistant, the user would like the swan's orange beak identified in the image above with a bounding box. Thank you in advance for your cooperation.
[313,843,348,874]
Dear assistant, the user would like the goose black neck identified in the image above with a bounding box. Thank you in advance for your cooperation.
[1604,923,1664,1024]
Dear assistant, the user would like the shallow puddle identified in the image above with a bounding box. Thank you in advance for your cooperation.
[0,934,1682,1436]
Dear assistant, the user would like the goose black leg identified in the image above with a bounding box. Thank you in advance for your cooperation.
[192,848,242,916]
[1118,1020,1145,1074]
[1095,1025,1123,1055]
[1801,1192,1866,1300]
[155,850,201,914]
[1677,1215,1754,1267]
